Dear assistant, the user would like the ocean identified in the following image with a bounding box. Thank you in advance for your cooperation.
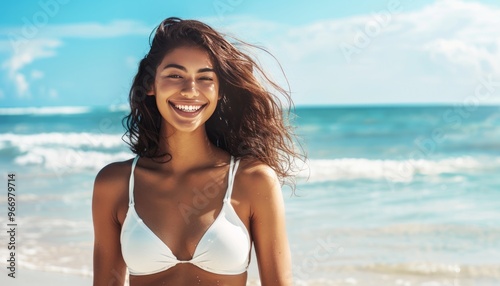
[0,105,499,285]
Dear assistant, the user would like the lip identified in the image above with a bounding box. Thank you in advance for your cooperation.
[168,101,207,118]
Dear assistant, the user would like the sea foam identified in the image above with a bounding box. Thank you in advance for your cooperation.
[2,133,500,181]
[0,106,92,115]
[299,156,500,182]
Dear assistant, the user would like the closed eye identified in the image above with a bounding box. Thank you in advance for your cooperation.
[166,74,182,79]
[199,77,213,81]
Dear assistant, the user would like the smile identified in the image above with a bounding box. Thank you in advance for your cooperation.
[173,104,204,113]
[168,101,208,117]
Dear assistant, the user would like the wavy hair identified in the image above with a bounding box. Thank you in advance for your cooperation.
[123,17,304,186]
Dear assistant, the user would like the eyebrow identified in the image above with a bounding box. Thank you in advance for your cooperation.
[163,64,214,73]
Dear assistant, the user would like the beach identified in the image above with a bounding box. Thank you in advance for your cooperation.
[1,105,500,285]
[0,269,92,286]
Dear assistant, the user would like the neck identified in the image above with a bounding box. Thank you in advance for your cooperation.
[157,122,224,172]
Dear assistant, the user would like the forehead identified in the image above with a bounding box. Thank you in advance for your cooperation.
[159,45,213,69]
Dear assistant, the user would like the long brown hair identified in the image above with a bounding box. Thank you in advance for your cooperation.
[123,17,304,186]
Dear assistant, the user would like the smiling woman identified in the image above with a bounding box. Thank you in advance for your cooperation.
[150,46,220,134]
[91,17,303,286]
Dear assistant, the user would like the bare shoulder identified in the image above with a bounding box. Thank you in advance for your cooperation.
[234,157,281,203]
[94,159,134,191]
[92,158,135,213]
[237,157,278,186]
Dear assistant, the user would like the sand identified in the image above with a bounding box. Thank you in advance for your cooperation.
[0,269,93,286]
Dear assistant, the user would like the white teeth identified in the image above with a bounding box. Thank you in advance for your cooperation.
[174,104,203,112]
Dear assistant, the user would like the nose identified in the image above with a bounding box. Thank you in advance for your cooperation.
[180,79,199,98]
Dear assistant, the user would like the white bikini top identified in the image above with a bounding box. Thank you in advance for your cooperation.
[120,156,251,276]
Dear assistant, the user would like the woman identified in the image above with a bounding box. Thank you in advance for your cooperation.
[92,17,301,286]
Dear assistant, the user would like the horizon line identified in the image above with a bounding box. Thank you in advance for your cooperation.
[1,103,500,116]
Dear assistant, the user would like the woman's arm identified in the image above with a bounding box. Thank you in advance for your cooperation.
[92,164,127,286]
[245,163,293,286]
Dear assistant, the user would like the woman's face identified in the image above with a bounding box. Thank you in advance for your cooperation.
[149,45,220,134]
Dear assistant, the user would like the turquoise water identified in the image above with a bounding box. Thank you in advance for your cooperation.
[0,105,499,285]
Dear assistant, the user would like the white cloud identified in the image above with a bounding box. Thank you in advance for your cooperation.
[14,74,29,96]
[1,38,62,98]
[222,0,500,105]
[2,3,500,105]
[0,20,151,99]
[4,38,61,72]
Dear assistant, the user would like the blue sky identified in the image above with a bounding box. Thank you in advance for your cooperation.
[1,0,500,108]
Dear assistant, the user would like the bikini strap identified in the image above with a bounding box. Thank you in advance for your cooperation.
[128,156,140,206]
[224,156,240,202]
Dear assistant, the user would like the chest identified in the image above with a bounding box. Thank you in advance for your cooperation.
[118,165,251,260]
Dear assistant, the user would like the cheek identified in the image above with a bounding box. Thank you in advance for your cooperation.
[207,82,219,96]
[201,82,217,92]
[198,84,219,101]
[156,80,178,93]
